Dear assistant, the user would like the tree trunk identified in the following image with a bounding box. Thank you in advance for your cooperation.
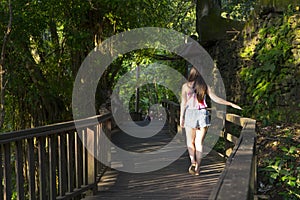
[196,0,244,45]
[0,0,12,130]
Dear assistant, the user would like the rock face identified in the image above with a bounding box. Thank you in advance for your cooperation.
[197,4,300,122]
[258,0,299,13]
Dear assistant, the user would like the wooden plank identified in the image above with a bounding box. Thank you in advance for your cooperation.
[83,122,225,200]
[92,126,98,194]
[67,132,75,192]
[38,137,47,200]
[49,135,57,200]
[15,140,24,200]
[209,122,256,200]
[87,154,224,199]
[75,130,83,188]
[96,124,102,174]
[0,145,3,199]
[225,148,233,157]
[225,114,256,128]
[83,128,88,185]
[224,132,239,145]
[214,148,255,199]
[97,123,108,176]
[27,138,36,200]
[4,143,12,200]
[56,184,95,200]
[58,134,67,196]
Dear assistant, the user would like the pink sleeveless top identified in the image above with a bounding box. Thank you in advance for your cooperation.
[186,90,207,110]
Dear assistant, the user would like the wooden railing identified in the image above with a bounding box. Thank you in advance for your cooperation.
[161,100,180,135]
[0,113,112,200]
[162,100,257,200]
[209,114,257,200]
[1,100,256,200]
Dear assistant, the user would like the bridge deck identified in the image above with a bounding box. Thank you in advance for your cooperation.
[84,121,225,200]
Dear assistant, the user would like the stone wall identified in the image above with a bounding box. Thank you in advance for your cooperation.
[202,11,300,122]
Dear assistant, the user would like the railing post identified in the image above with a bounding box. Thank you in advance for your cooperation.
[0,145,3,200]
[27,138,36,200]
[49,135,57,200]
[162,100,179,135]
[75,129,83,189]
[3,143,12,200]
[67,132,75,193]
[169,104,174,134]
[104,119,112,167]
[83,128,88,186]
[38,137,47,200]
[15,140,24,200]
[58,134,67,196]
[92,125,98,195]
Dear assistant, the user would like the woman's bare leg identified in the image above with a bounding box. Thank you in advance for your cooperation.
[185,126,196,165]
[195,127,208,174]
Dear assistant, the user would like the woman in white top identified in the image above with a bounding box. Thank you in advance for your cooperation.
[180,67,242,175]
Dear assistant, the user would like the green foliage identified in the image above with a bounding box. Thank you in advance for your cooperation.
[1,0,195,131]
[258,129,300,199]
[109,49,185,116]
[221,0,256,21]
[240,10,298,125]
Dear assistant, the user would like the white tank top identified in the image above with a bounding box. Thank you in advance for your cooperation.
[186,90,207,110]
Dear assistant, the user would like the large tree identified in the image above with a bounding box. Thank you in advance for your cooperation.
[196,0,245,44]
[0,0,12,130]
[0,0,196,131]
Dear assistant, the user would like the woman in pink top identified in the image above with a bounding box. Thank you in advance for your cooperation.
[180,67,242,176]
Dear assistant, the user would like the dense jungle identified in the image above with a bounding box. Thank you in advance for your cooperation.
[1,0,299,199]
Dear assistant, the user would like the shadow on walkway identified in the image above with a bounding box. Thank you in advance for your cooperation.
[84,121,225,200]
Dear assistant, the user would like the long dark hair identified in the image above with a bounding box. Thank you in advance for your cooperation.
[188,67,207,102]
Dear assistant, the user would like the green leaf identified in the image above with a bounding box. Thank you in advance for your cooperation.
[270,173,279,179]
[288,146,297,154]
[281,146,289,152]
[262,63,276,72]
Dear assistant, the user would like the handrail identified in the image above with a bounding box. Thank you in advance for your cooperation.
[0,112,112,200]
[162,100,257,200]
[209,114,257,200]
[0,114,112,144]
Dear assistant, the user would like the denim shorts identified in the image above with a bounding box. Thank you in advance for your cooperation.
[184,109,210,128]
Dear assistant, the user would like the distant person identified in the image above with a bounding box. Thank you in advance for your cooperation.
[180,67,242,176]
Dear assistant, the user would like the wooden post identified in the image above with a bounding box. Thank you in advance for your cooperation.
[67,133,75,193]
[135,65,140,114]
[49,135,57,200]
[15,140,24,200]
[0,145,3,199]
[38,137,46,200]
[92,126,98,195]
[27,138,36,200]
[75,130,83,189]
[3,144,11,200]
[58,134,67,196]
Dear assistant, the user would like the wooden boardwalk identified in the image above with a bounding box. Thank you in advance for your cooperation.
[84,121,225,200]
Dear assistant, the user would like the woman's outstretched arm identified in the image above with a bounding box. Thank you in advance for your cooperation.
[207,86,242,110]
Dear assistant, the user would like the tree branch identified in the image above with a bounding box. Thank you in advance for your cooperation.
[1,0,12,66]
[0,0,13,129]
